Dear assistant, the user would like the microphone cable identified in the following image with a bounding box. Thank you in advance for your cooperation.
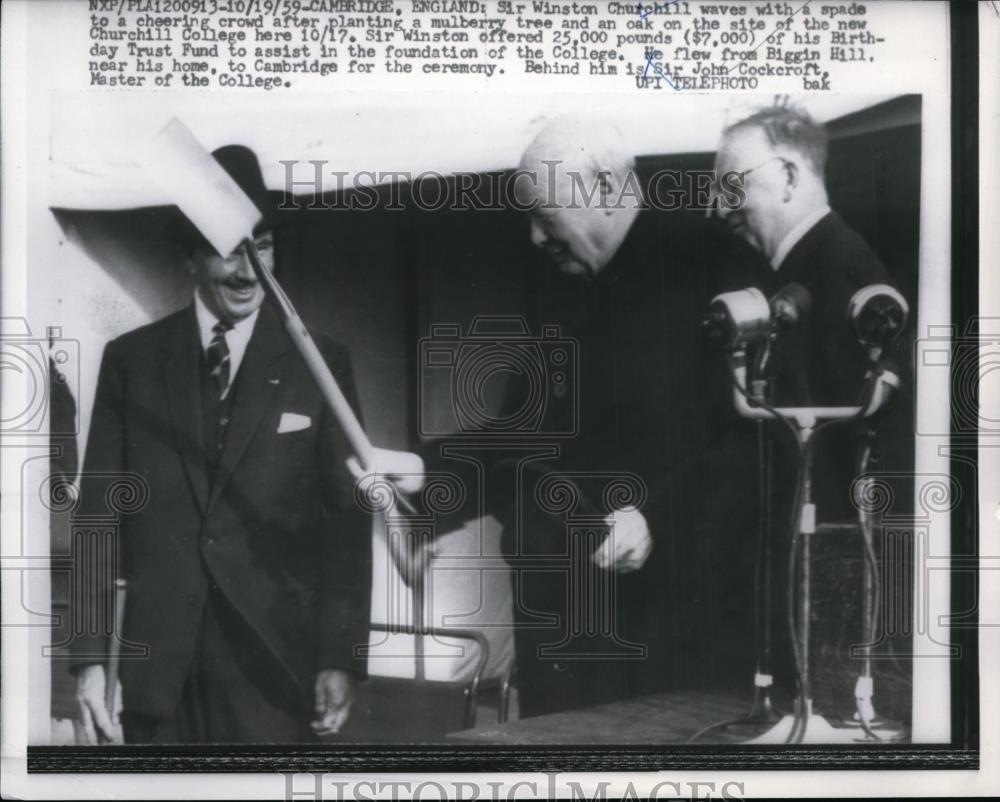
[785,412,868,744]
[853,438,884,742]
[725,368,810,743]
[686,372,803,744]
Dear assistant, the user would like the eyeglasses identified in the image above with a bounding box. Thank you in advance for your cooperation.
[707,155,790,218]
[737,154,790,179]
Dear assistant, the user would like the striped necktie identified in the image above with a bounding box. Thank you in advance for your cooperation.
[206,321,233,399]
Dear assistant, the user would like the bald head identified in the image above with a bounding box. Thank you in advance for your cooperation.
[520,116,634,177]
[517,116,641,278]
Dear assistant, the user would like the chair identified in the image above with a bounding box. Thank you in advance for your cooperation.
[329,623,508,742]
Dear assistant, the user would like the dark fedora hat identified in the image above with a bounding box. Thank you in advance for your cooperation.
[165,144,277,252]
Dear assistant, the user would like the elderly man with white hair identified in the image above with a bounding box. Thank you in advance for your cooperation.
[490,116,757,717]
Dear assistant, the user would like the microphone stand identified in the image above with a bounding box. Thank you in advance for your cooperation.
[725,372,781,732]
[749,413,781,724]
[702,285,909,744]
[726,349,870,744]
[843,428,906,741]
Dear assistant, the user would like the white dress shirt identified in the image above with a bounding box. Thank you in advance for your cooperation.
[770,205,832,270]
[193,292,259,391]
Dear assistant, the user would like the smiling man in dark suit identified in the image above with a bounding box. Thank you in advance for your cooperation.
[70,146,421,744]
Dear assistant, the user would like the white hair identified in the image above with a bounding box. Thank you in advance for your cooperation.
[520,115,635,178]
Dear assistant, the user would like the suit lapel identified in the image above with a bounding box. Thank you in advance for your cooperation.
[776,211,838,285]
[208,306,289,512]
[163,306,210,514]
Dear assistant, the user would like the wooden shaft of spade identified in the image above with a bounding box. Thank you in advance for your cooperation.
[241,240,373,465]
[414,553,425,682]
[105,579,127,721]
[240,241,418,516]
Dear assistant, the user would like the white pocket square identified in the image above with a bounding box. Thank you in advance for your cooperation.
[277,412,311,434]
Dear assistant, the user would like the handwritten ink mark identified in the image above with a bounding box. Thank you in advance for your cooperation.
[638,0,680,21]
[642,49,680,91]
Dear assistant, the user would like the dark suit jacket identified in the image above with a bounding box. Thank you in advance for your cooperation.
[748,211,915,690]
[764,210,896,406]
[482,209,764,698]
[756,210,913,515]
[70,303,372,719]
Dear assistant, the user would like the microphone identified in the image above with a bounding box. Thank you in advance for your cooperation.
[769,282,812,328]
[749,283,810,381]
[703,288,772,350]
[848,284,909,348]
[704,283,814,349]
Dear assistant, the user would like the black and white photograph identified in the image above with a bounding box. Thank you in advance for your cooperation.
[0,0,993,798]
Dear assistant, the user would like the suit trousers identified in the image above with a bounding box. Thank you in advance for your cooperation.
[122,585,310,744]
[503,500,666,719]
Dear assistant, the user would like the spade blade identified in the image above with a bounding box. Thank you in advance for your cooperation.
[143,118,262,257]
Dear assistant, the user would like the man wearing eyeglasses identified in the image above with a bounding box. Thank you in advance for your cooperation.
[711,105,912,512]
[711,107,913,709]
[712,105,897,408]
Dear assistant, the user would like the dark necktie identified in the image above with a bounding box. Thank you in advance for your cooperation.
[206,321,233,399]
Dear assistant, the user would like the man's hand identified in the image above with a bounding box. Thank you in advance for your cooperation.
[73,664,123,745]
[311,669,356,737]
[591,505,652,573]
[347,447,431,587]
[346,447,426,498]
